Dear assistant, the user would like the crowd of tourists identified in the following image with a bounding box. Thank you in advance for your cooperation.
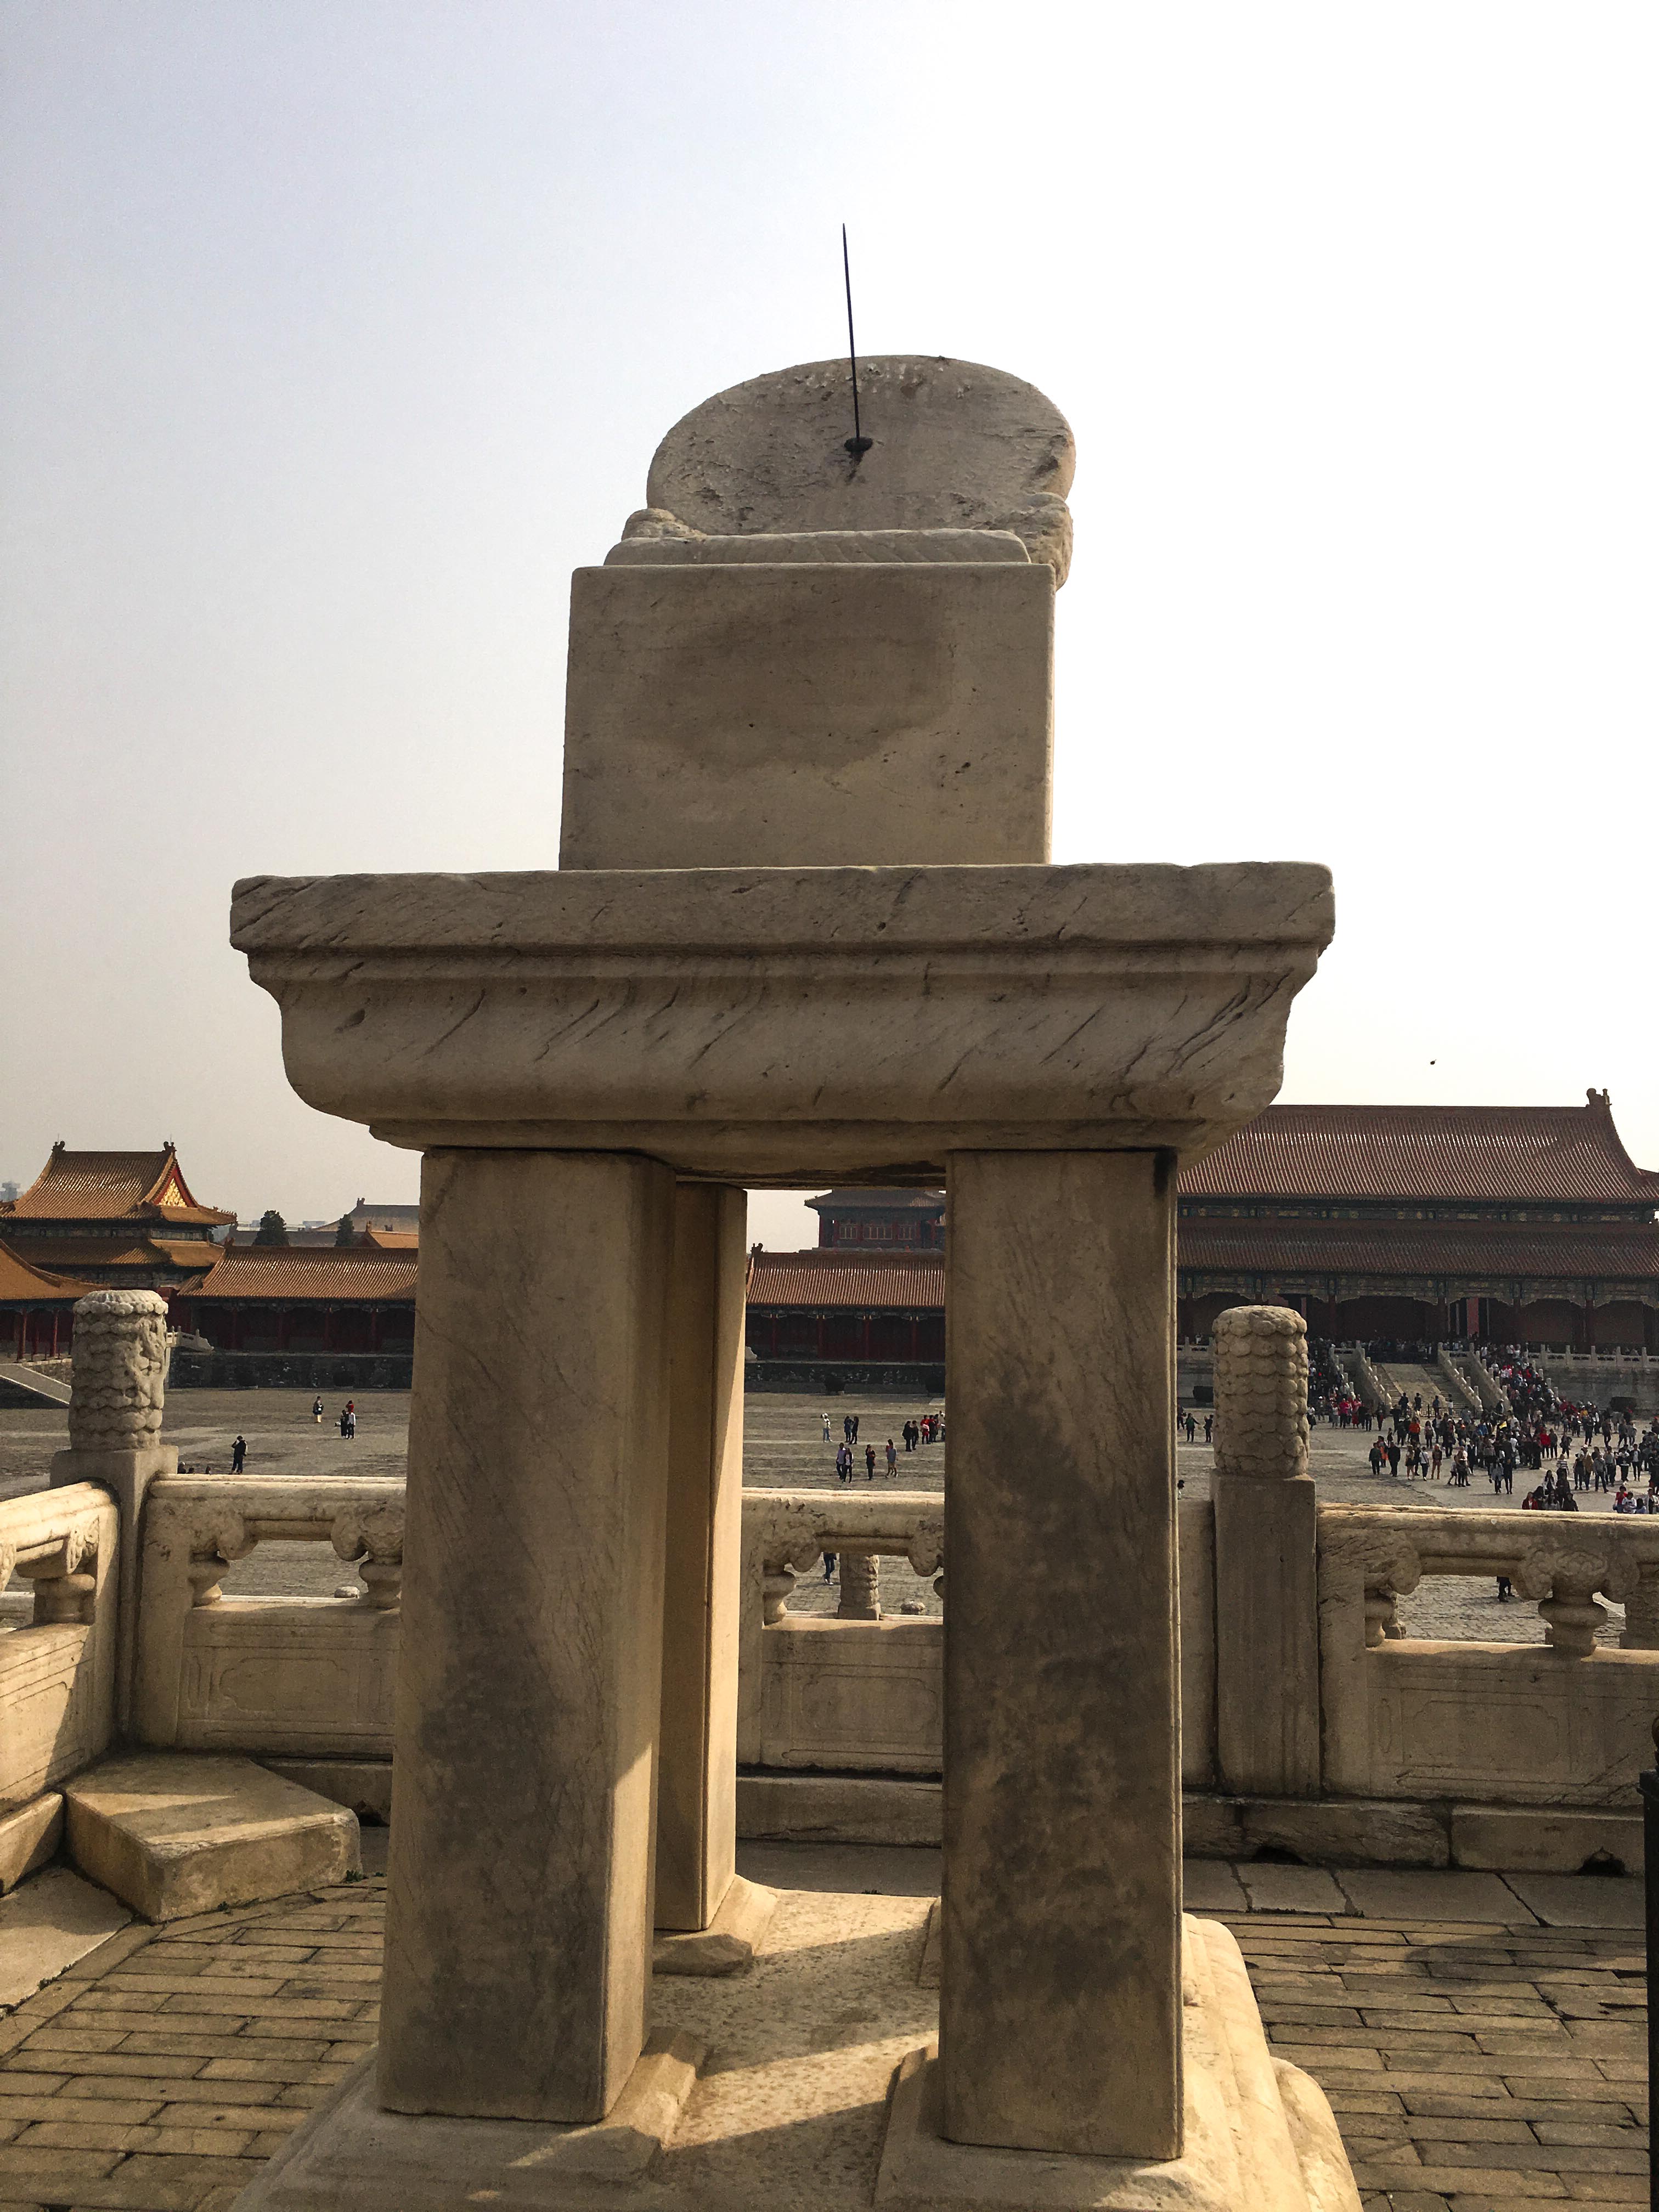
[824,1406,944,1482]
[1305,1336,1659,1507]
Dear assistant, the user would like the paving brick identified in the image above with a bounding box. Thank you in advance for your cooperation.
[117,2030,326,2062]
[27,2051,204,2083]
[63,2073,285,2108]
[16,2023,134,2055]
[156,1990,360,2021]
[106,1972,286,2000]
[0,2084,171,2120]
[1533,2122,1649,2148]
[1404,2117,1538,2145]
[1429,2142,1645,2173]
[0,2140,125,2189]
[1560,2177,1647,2200]
[1357,2171,1567,2197]
[61,2148,268,2207]
[155,2100,302,2132]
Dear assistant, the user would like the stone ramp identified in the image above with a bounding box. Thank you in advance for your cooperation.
[61,1751,359,1922]
[1375,1362,1454,1415]
[0,1360,70,1409]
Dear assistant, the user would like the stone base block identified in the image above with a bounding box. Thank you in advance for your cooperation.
[653,1875,776,1976]
[736,1772,943,1844]
[235,2031,705,2210]
[1238,1797,1449,1869]
[876,1918,1359,2212]
[0,1793,63,1894]
[260,1756,394,1825]
[63,1752,359,1922]
[1182,1793,1450,1867]
[1449,1805,1644,1874]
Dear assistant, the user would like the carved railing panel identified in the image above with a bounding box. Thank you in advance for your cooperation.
[135,1476,404,1754]
[1318,1504,1659,1805]
[0,1483,119,1809]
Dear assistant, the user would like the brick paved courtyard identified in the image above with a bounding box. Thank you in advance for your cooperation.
[0,1841,1646,2211]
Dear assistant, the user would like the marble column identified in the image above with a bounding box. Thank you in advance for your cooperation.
[941,1149,1182,2161]
[378,1149,675,2124]
[654,1182,746,1934]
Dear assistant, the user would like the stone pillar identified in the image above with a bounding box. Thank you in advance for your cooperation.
[654,1181,746,1935]
[941,1149,1182,2161]
[1211,1305,1321,1798]
[377,1150,675,2124]
[49,1288,177,1734]
[836,1551,881,1619]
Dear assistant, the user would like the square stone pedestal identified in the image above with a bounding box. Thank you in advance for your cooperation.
[877,1918,1358,2212]
[231,1892,1356,2212]
[236,2032,706,2211]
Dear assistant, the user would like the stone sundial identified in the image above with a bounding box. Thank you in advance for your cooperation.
[619,354,1076,580]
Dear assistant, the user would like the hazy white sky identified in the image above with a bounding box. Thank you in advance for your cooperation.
[4,2,1655,1246]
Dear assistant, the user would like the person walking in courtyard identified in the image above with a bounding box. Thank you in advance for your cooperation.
[836,1442,852,1483]
[230,1432,246,1472]
[885,1438,897,1476]
[312,1395,324,1423]
[822,1413,832,1442]
[864,1441,876,1480]
[822,1550,837,1584]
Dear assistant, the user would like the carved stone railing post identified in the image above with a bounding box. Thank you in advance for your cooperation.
[1211,1305,1319,1796]
[1515,1538,1638,1658]
[1620,1566,1659,1650]
[332,1502,405,1610]
[12,1527,100,1626]
[836,1551,881,1621]
[51,1288,179,1731]
[762,1558,800,1626]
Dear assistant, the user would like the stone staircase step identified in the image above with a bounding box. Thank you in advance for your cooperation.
[63,1752,360,1922]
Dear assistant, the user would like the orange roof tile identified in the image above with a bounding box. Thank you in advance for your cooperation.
[363,1229,419,1250]
[1182,1095,1659,1207]
[9,1144,234,1227]
[184,1246,418,1302]
[808,1189,946,1213]
[0,1239,92,1304]
[748,1251,944,1310]
[1178,1214,1659,1284]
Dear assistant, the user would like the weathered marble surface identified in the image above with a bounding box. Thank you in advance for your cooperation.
[229,863,1334,1179]
[942,1152,1181,2159]
[379,1150,675,2125]
[638,357,1075,579]
[604,527,1031,567]
[559,563,1054,869]
[878,1917,1358,2211]
[656,1183,746,1934]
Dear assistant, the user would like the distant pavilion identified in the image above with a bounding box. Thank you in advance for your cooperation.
[1176,1093,1659,1347]
[0,1241,92,1359]
[0,1144,233,1294]
[172,1243,418,1357]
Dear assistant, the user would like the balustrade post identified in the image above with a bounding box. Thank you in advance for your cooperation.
[1620,1568,1659,1651]
[49,1288,177,1731]
[1210,1305,1320,1796]
[836,1550,881,1620]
